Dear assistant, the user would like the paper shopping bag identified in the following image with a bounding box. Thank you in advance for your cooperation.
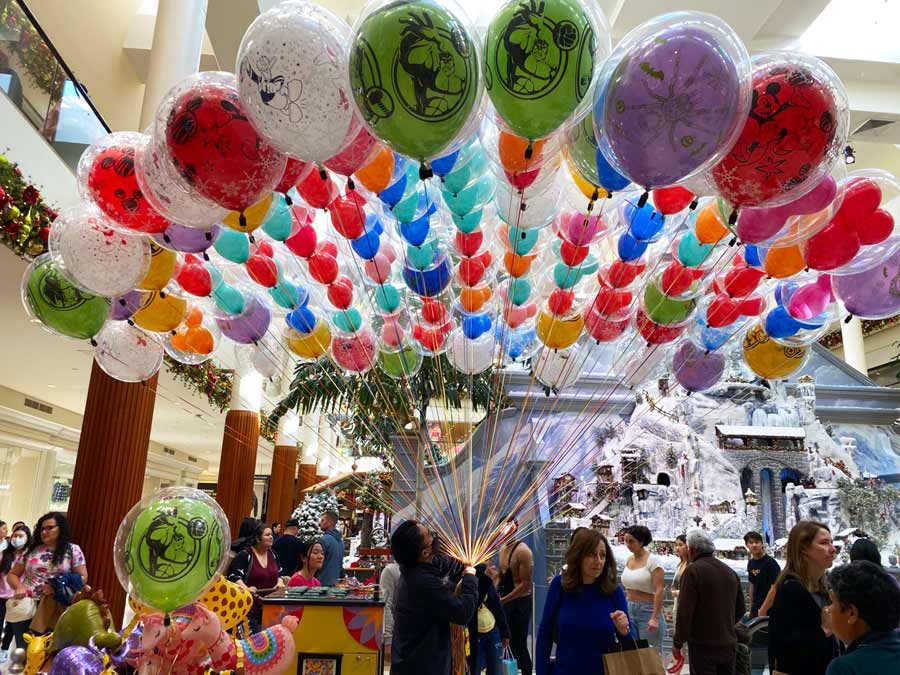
[502,647,518,675]
[602,645,666,675]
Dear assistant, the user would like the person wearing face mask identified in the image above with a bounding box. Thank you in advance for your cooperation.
[1,526,31,655]
[768,520,840,675]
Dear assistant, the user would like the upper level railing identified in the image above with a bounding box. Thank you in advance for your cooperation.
[0,0,110,172]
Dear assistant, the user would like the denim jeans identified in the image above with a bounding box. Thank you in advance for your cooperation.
[476,626,502,675]
[627,599,667,656]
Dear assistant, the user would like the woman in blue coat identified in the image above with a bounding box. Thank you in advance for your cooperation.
[536,528,634,675]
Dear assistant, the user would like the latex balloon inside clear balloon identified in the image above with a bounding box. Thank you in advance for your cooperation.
[446,328,494,375]
[672,337,725,392]
[165,306,220,365]
[832,239,900,320]
[94,321,164,383]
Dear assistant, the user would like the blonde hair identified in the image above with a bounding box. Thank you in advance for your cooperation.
[775,520,831,594]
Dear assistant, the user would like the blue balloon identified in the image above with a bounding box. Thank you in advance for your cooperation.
[351,225,382,260]
[431,149,459,177]
[379,172,408,207]
[287,306,317,334]
[774,281,799,308]
[625,201,665,241]
[617,231,648,261]
[399,201,437,246]
[497,322,536,360]
[402,256,453,297]
[744,245,763,268]
[596,148,630,192]
[765,306,803,339]
[462,313,492,340]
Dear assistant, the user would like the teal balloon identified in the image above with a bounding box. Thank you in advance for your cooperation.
[375,284,402,313]
[509,227,540,255]
[443,151,488,193]
[214,229,250,263]
[349,0,480,160]
[554,263,585,289]
[269,280,300,309]
[393,191,421,223]
[407,242,435,270]
[677,232,713,267]
[509,277,532,305]
[452,209,483,233]
[333,308,363,333]
[212,281,245,315]
[261,195,293,242]
[443,179,495,216]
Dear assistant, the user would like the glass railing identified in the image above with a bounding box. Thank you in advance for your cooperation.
[0,0,109,171]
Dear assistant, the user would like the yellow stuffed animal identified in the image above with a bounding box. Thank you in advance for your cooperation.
[23,632,53,675]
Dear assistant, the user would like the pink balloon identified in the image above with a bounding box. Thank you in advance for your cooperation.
[737,176,837,244]
[380,317,404,347]
[788,275,833,320]
[379,242,397,264]
[364,253,392,284]
[562,212,605,246]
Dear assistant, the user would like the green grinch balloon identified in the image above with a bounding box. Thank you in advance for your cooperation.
[484,0,598,140]
[114,487,229,613]
[22,254,110,340]
[349,0,479,161]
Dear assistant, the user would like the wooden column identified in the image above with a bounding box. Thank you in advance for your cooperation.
[216,409,260,537]
[267,444,298,525]
[298,463,318,494]
[67,362,158,624]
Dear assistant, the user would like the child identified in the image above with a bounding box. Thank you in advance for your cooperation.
[734,622,751,675]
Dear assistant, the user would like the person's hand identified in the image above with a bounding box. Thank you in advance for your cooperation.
[648,616,659,632]
[276,578,285,589]
[41,583,52,597]
[13,587,27,599]
[502,638,510,650]
[821,606,833,636]
[610,610,629,635]
[248,586,258,595]
[464,566,476,576]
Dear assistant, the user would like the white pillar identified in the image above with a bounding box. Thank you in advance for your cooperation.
[299,414,319,466]
[840,317,867,375]
[139,0,208,129]
[30,448,57,524]
[277,410,300,447]
[230,370,263,413]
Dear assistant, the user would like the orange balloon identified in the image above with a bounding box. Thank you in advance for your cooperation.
[695,205,729,244]
[185,306,203,328]
[764,244,806,279]
[186,326,214,354]
[169,331,189,351]
[498,131,546,173]
[503,251,537,278]
[460,286,492,313]
[355,145,393,193]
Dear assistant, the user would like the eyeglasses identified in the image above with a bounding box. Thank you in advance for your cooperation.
[41,524,58,533]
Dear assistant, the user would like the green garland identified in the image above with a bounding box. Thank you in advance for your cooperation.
[820,316,900,350]
[0,153,56,257]
[1,1,63,97]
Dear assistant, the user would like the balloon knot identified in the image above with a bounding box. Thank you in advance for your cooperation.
[728,237,737,247]
[318,167,327,181]
[239,212,248,229]
[204,231,212,241]
[203,252,210,262]
[521,232,527,239]
[159,291,167,299]
[347,177,356,191]
[419,163,433,181]
[163,234,171,243]
[127,319,135,327]
[284,195,293,206]
[118,298,127,306]
[524,141,534,161]
[637,191,649,208]
[704,349,710,355]
[591,189,600,202]
[520,203,528,212]
[844,315,853,324]
[689,199,699,210]
[586,202,594,212]
[89,339,97,347]
[728,209,738,226]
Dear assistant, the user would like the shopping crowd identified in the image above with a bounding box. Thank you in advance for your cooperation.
[385,519,900,675]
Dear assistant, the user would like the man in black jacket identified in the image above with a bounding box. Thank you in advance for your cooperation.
[390,521,478,675]
[673,528,746,675]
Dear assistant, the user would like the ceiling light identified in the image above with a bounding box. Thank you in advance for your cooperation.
[843,145,856,165]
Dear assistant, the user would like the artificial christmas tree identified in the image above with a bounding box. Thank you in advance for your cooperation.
[292,489,339,541]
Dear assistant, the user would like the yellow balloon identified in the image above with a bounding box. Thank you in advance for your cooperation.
[536,311,584,350]
[139,242,177,291]
[222,194,274,233]
[286,323,331,360]
[742,323,809,380]
[133,291,187,333]
[565,154,607,201]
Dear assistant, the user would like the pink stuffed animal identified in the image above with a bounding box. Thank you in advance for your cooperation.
[208,615,299,675]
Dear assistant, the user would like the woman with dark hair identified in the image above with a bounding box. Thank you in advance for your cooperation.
[848,538,882,566]
[768,520,839,675]
[288,541,324,588]
[389,520,477,675]
[621,524,666,655]
[671,533,689,625]
[0,524,29,656]
[536,528,632,675]
[227,522,283,633]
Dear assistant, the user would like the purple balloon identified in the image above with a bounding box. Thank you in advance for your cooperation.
[673,339,725,392]
[152,223,219,254]
[49,647,105,675]
[216,294,271,344]
[600,26,742,188]
[832,240,900,320]
[110,290,145,321]
[102,624,141,671]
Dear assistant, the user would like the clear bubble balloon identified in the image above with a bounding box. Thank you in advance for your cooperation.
[94,321,164,383]
[446,328,494,375]
[165,306,220,365]
[672,338,725,392]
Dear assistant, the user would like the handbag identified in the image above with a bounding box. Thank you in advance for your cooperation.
[30,594,65,634]
[602,636,666,675]
[5,596,36,623]
[501,647,517,675]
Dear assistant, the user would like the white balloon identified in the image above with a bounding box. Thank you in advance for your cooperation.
[48,203,150,297]
[94,321,164,382]
[446,328,494,375]
[533,345,588,391]
[237,0,355,163]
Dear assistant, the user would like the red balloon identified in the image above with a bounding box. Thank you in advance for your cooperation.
[548,289,574,316]
[635,307,686,344]
[252,240,275,258]
[722,266,765,298]
[421,299,447,325]
[319,241,338,258]
[804,221,859,270]
[858,209,894,246]
[455,229,484,257]
[604,261,646,288]
[246,253,279,288]
[591,288,632,316]
[458,257,486,287]
[364,253,392,284]
[175,254,212,297]
[711,62,838,208]
[584,308,630,342]
[285,223,318,258]
[559,240,589,267]
[307,252,339,285]
[297,169,338,209]
[275,158,311,194]
[473,250,493,270]
[324,122,379,177]
[505,167,541,191]
[832,177,881,228]
[412,323,445,351]
[706,295,742,328]
[345,188,367,208]
[327,276,354,309]
[328,197,365,239]
[661,260,703,296]
[652,186,694,215]
[87,143,168,233]
[165,82,285,212]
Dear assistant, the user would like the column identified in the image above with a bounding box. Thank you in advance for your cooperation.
[267,411,299,525]
[840,317,867,375]
[297,414,319,496]
[216,370,262,537]
[315,413,334,483]
[28,448,57,526]
[67,363,158,623]
[139,0,208,129]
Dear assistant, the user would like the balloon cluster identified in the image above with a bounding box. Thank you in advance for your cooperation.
[19,0,900,400]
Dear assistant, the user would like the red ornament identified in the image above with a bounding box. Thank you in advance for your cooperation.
[21,185,39,205]
[285,223,317,258]
[652,186,694,215]
[559,240,589,267]
[275,158,311,194]
[297,168,338,209]
[712,62,839,208]
[87,143,168,233]
[39,226,50,242]
[165,82,285,212]
[327,276,354,309]
[328,197,365,239]
[548,289,575,316]
[458,257,486,287]
[246,253,279,288]
[307,252,339,285]
[455,229,483,257]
